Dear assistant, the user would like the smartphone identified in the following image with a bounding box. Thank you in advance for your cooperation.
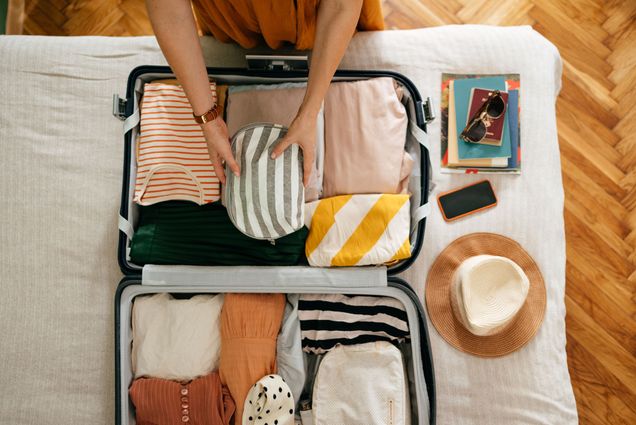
[437,180,497,222]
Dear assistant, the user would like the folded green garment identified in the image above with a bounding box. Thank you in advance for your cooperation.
[130,201,308,266]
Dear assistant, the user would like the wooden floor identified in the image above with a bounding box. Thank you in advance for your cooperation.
[11,0,636,424]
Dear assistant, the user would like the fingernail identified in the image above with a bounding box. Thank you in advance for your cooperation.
[270,153,276,159]
[234,171,240,177]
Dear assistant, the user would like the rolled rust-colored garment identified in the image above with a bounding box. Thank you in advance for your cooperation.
[129,372,235,425]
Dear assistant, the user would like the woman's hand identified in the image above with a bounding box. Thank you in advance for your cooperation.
[271,110,316,186]
[202,118,240,184]
[147,1,239,183]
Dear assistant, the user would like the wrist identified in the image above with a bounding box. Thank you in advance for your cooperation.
[192,100,214,117]
[192,82,218,116]
[297,101,321,121]
[200,116,221,131]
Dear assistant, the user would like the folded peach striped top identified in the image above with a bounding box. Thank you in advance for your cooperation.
[135,82,220,206]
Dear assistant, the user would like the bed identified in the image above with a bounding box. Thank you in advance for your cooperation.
[0,25,577,424]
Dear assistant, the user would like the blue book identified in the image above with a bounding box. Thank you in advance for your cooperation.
[507,89,520,169]
[455,77,511,160]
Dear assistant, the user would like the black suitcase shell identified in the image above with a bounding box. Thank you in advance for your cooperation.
[114,64,436,425]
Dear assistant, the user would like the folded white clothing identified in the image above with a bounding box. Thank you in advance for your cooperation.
[131,293,224,381]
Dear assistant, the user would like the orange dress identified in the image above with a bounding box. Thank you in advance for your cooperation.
[219,293,286,425]
[191,0,384,50]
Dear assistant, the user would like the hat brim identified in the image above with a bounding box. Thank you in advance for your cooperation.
[425,233,546,357]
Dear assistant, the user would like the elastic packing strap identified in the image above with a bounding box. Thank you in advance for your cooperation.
[412,202,431,227]
[119,214,135,260]
[123,80,142,133]
[409,120,430,152]
[119,214,134,240]
[409,119,432,231]
[123,107,139,134]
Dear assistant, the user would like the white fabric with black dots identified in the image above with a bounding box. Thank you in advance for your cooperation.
[243,374,295,425]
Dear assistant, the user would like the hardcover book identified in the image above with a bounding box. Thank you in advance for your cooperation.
[446,81,508,168]
[466,88,509,146]
[454,77,511,160]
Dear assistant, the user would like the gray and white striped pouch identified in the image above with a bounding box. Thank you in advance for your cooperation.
[224,123,304,240]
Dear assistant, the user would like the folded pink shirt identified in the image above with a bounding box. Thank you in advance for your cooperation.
[323,77,412,197]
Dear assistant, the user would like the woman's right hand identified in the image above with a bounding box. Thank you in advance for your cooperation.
[202,118,240,184]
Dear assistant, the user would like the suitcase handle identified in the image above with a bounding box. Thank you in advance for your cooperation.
[135,164,205,206]
[246,54,308,71]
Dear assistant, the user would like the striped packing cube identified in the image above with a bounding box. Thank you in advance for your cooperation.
[304,194,411,267]
[298,293,410,355]
[224,123,305,240]
[135,82,220,206]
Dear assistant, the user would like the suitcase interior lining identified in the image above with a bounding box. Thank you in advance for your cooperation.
[121,72,426,273]
[117,283,430,425]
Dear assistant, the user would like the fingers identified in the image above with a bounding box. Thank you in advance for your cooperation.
[202,118,240,182]
[271,136,294,159]
[302,147,315,187]
[210,152,226,185]
[217,141,240,178]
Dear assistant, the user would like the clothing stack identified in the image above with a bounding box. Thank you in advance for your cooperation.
[299,294,411,424]
[130,293,295,425]
[129,77,415,268]
[128,292,412,425]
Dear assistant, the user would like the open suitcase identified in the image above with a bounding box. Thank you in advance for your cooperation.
[114,57,436,425]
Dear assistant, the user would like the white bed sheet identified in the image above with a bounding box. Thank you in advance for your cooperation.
[0,26,577,424]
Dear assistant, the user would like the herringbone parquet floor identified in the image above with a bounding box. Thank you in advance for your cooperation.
[9,1,636,424]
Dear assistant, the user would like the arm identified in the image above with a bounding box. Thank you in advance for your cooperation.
[272,0,364,185]
[146,0,239,183]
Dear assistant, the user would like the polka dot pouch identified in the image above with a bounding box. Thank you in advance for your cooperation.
[243,374,295,425]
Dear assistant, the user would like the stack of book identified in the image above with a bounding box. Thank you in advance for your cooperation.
[441,73,521,174]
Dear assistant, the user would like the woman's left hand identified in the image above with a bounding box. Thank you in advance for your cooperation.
[271,110,316,186]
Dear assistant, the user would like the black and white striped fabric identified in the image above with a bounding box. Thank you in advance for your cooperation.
[298,294,410,354]
[224,123,304,240]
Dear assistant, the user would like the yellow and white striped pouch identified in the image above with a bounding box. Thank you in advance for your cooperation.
[304,194,411,267]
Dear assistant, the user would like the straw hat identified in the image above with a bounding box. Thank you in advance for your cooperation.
[425,233,546,357]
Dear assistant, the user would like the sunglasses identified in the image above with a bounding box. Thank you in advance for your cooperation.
[460,90,506,143]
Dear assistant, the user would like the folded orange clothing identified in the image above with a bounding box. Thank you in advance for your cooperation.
[135,82,221,206]
[129,372,235,425]
[191,0,384,50]
[219,293,286,425]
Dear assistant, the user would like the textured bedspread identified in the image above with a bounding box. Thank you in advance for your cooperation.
[0,26,577,424]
